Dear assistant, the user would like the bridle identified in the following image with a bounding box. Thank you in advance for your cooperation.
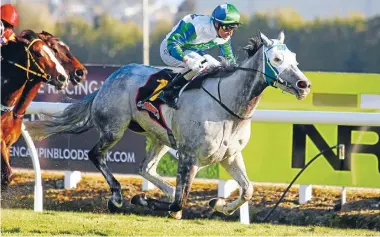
[2,38,53,83]
[1,38,53,117]
[201,45,295,120]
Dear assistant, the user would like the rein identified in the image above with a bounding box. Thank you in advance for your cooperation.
[2,38,52,83]
[201,65,283,120]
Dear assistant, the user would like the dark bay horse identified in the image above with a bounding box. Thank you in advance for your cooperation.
[1,29,69,187]
[38,31,88,84]
[28,32,311,218]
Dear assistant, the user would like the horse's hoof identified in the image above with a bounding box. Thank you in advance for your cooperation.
[169,203,181,212]
[169,210,182,220]
[1,183,8,191]
[131,194,148,207]
[209,198,218,209]
[1,171,13,189]
[107,199,122,213]
[209,198,226,211]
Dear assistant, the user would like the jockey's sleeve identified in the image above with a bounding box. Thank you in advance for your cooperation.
[0,37,7,47]
[167,21,197,61]
[8,32,16,41]
[219,39,236,65]
[1,30,16,47]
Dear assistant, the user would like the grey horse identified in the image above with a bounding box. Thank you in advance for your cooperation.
[27,31,311,219]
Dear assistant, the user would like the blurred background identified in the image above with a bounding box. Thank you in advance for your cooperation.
[3,0,380,72]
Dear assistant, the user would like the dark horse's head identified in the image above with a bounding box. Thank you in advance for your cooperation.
[1,29,69,90]
[1,30,69,189]
[38,31,88,85]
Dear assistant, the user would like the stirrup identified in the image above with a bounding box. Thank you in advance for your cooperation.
[160,92,179,109]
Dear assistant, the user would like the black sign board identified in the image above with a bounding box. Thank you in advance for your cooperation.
[11,65,147,174]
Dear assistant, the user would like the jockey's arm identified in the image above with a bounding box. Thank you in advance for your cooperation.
[0,28,16,47]
[166,20,197,62]
[219,39,237,65]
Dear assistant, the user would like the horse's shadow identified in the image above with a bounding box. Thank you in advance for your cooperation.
[1,177,379,230]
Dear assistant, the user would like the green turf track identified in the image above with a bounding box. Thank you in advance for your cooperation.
[1,209,379,236]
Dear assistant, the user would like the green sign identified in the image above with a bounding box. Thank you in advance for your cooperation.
[219,123,380,188]
[219,72,380,188]
[258,72,380,112]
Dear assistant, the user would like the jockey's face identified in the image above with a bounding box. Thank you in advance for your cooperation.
[215,22,237,39]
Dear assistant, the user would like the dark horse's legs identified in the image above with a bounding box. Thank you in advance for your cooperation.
[1,140,13,189]
[132,152,199,215]
[88,131,123,208]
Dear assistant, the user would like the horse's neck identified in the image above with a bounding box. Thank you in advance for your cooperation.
[12,80,43,117]
[0,78,27,107]
[1,62,29,107]
[1,43,45,110]
[219,47,267,118]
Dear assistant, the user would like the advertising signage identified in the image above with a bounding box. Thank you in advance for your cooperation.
[11,65,147,174]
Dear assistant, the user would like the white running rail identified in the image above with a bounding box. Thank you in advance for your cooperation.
[23,101,380,219]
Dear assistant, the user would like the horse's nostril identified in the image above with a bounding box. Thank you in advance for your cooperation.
[296,80,308,89]
[58,74,67,82]
[75,69,84,77]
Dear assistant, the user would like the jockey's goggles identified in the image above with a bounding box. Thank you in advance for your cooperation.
[221,24,239,32]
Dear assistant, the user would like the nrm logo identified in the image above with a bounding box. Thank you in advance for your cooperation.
[292,125,380,172]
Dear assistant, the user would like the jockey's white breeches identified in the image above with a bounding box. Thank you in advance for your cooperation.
[160,39,221,71]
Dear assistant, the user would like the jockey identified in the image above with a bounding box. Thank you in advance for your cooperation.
[0,4,19,47]
[159,3,241,109]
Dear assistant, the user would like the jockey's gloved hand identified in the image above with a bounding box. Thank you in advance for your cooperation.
[186,57,205,73]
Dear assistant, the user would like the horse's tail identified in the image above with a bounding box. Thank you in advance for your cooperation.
[25,90,98,141]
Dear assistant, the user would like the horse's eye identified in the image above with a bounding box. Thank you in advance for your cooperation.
[272,53,284,65]
[273,57,283,65]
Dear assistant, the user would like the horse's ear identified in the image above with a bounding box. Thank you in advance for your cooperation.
[17,30,31,45]
[17,35,30,45]
[38,32,47,40]
[260,32,272,46]
[41,30,53,37]
[278,30,285,44]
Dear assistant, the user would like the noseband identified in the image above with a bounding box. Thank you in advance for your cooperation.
[2,38,53,83]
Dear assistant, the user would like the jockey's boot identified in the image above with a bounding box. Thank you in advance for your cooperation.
[160,76,189,109]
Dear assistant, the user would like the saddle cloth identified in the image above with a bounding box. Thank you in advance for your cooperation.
[135,69,176,129]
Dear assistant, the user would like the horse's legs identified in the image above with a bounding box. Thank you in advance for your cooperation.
[209,152,253,215]
[171,152,199,211]
[132,152,199,216]
[88,130,124,208]
[138,137,174,197]
[1,140,12,188]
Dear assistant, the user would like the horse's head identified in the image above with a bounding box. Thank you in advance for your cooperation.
[38,31,88,85]
[17,30,69,90]
[260,31,311,100]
